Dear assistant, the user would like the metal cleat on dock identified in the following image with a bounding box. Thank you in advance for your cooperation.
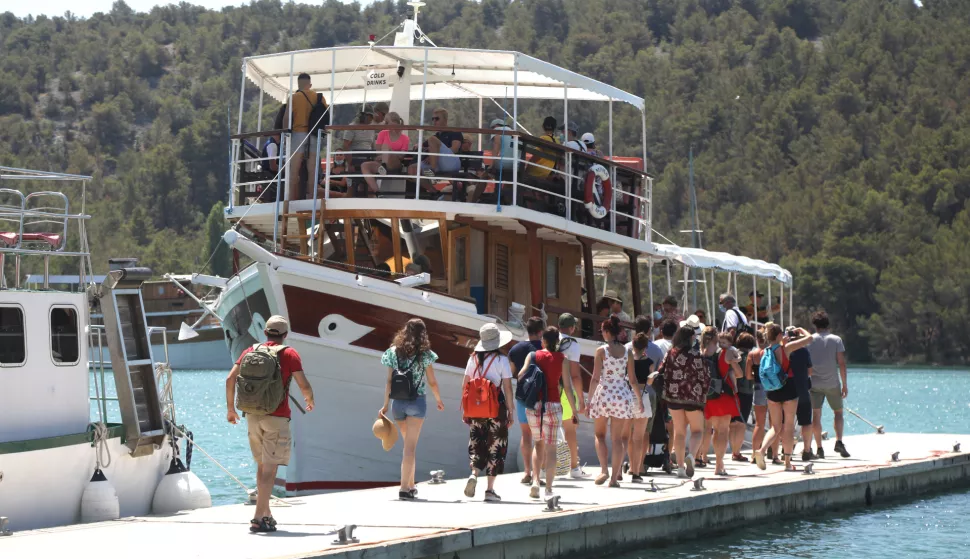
[0,517,11,536]
[429,470,446,484]
[954,442,961,453]
[543,494,562,512]
[690,478,706,492]
[332,524,359,545]
[648,480,659,492]
[803,463,815,475]
[891,452,900,462]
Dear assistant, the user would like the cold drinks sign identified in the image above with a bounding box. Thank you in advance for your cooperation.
[365,70,394,89]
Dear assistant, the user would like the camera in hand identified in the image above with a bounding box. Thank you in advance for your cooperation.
[785,326,801,340]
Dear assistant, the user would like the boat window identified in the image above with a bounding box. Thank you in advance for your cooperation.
[51,306,80,365]
[545,255,560,299]
[0,306,26,366]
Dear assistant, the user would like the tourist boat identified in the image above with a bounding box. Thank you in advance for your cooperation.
[0,167,209,532]
[210,3,793,494]
[24,269,230,370]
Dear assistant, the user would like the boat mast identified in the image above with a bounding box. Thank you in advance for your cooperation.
[688,144,700,311]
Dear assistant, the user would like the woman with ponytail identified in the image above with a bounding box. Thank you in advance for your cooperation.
[587,316,643,487]
[625,315,656,482]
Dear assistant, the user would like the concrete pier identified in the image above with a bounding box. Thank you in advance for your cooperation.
[2,433,968,559]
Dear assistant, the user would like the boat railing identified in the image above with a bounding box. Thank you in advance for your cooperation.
[0,188,93,290]
[228,124,652,243]
[88,325,174,426]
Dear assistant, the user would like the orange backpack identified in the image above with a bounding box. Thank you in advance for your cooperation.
[462,354,500,420]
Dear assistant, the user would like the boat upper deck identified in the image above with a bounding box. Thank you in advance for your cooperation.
[228,123,652,257]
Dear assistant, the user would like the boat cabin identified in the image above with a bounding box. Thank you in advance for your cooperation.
[226,13,660,339]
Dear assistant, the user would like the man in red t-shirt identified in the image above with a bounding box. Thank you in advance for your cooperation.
[226,315,314,532]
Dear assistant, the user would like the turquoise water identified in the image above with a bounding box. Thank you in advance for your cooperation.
[92,367,970,557]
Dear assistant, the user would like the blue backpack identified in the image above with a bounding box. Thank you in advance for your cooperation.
[515,352,546,409]
[759,344,787,391]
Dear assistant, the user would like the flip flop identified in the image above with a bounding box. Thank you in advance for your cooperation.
[594,473,609,485]
[754,451,766,471]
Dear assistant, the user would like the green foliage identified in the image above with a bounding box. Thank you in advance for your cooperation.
[0,0,967,363]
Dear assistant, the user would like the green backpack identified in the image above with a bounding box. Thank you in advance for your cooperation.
[236,344,288,415]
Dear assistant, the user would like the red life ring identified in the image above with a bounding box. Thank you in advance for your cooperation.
[583,164,612,219]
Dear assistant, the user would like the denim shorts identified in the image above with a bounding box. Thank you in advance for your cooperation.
[516,399,530,424]
[753,383,768,407]
[391,395,427,421]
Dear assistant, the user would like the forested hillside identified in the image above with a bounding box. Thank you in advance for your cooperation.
[1,0,968,363]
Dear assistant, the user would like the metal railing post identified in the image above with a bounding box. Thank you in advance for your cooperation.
[510,133,518,209]
[565,152,572,221]
[310,128,322,257]
[323,131,332,200]
[610,167,617,234]
[415,128,424,197]
[272,134,285,250]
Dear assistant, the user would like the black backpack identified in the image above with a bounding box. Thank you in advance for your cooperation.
[300,91,328,136]
[515,352,548,434]
[729,308,755,338]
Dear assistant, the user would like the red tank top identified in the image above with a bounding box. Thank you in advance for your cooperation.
[534,349,564,402]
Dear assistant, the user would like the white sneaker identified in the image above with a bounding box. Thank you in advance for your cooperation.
[484,490,502,502]
[677,466,688,479]
[685,454,695,478]
[464,474,477,498]
[529,483,540,499]
[570,467,591,479]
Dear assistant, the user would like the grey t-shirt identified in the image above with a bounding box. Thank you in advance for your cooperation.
[808,332,845,389]
[625,340,664,370]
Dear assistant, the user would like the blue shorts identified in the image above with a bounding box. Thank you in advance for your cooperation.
[516,399,529,424]
[421,145,461,173]
[391,395,427,421]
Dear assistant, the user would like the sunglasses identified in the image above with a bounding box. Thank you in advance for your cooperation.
[431,116,441,122]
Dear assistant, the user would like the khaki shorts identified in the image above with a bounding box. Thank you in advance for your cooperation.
[810,386,844,412]
[247,415,292,466]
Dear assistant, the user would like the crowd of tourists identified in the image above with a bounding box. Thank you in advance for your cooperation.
[256,72,611,208]
[224,298,849,530]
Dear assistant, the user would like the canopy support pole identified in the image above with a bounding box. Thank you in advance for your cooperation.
[648,260,654,333]
[768,281,773,322]
[507,57,518,212]
[779,280,785,329]
[579,237,595,318]
[417,48,429,197]
[626,250,641,318]
[703,269,711,327]
[330,50,336,126]
[790,281,794,326]
[752,275,757,328]
[666,259,672,296]
[256,76,264,149]
[478,97,483,151]
[608,99,613,160]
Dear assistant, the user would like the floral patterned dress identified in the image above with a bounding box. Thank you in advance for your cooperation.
[588,345,637,420]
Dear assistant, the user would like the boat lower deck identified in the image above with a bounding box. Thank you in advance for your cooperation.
[3,433,967,559]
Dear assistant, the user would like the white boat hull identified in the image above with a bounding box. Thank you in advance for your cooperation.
[216,261,601,494]
[0,435,172,532]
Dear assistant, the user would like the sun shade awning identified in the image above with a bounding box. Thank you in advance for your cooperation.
[651,244,793,285]
[244,46,644,110]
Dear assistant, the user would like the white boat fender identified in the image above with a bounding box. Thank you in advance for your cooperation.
[152,457,212,515]
[80,468,120,523]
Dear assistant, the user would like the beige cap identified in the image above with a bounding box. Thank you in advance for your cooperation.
[264,315,289,335]
[372,413,398,451]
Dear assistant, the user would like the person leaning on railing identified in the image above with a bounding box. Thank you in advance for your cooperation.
[359,112,410,197]
[526,116,560,179]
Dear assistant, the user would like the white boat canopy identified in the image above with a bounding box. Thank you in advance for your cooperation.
[243,46,645,110]
[651,244,792,286]
[590,246,792,286]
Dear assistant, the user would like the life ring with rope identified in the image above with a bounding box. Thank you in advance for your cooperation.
[584,164,612,219]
